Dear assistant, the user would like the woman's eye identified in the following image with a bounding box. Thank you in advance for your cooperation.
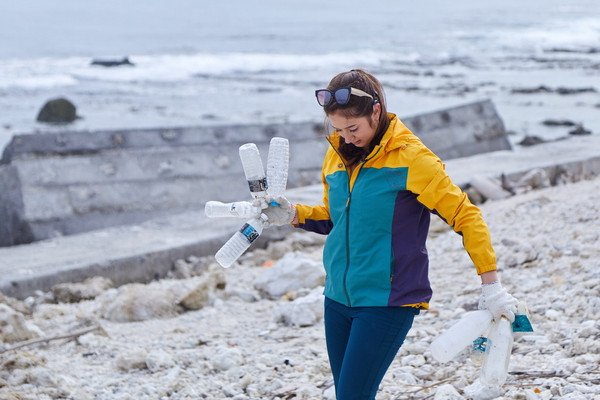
[349,128,358,133]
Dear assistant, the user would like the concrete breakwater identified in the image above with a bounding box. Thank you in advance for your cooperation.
[0,99,509,247]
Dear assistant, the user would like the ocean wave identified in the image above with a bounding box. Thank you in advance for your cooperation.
[0,50,411,90]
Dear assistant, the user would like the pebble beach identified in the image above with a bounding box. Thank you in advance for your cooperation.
[1,174,599,400]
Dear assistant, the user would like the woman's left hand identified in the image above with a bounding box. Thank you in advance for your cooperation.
[479,282,518,322]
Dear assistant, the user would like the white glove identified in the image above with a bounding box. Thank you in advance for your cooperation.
[479,282,518,322]
[261,196,296,227]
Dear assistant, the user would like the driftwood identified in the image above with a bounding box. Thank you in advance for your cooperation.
[0,324,106,354]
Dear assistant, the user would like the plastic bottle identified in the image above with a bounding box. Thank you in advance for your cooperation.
[430,310,493,363]
[239,143,267,201]
[479,317,513,386]
[215,217,265,268]
[204,201,259,219]
[470,336,488,366]
[266,137,289,199]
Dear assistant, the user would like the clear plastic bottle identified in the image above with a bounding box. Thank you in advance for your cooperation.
[239,143,267,200]
[204,201,259,219]
[266,137,289,199]
[479,317,513,386]
[430,310,493,363]
[215,217,265,268]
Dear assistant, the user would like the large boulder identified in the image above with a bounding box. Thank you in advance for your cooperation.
[100,284,181,322]
[253,252,325,299]
[36,98,78,123]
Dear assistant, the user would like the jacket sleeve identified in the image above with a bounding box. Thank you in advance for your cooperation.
[294,168,333,235]
[407,145,497,274]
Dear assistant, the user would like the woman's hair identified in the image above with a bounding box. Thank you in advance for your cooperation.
[323,69,389,166]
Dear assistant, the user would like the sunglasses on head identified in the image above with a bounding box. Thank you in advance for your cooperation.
[315,86,375,107]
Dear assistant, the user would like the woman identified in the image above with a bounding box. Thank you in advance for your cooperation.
[264,69,518,399]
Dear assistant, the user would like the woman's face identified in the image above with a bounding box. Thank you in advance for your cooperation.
[328,104,381,148]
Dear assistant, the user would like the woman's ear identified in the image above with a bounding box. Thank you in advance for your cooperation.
[372,102,382,120]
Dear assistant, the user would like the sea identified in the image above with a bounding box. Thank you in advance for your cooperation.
[1,0,599,152]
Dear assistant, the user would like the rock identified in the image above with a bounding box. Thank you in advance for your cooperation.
[102,284,181,322]
[115,348,148,371]
[0,292,30,315]
[469,175,512,201]
[511,85,552,94]
[465,186,484,205]
[36,98,78,123]
[569,124,592,136]
[90,57,134,67]
[179,265,226,310]
[541,119,576,127]
[275,287,324,327]
[145,348,175,372]
[0,303,44,343]
[556,87,597,95]
[517,168,550,190]
[211,346,244,371]
[434,383,465,399]
[253,252,325,299]
[501,242,538,268]
[51,276,114,303]
[463,379,505,400]
[0,352,45,371]
[519,135,546,146]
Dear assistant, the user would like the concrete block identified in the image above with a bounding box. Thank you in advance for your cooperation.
[0,165,34,246]
[402,99,511,160]
[21,186,73,221]
[0,99,511,246]
[1,123,324,163]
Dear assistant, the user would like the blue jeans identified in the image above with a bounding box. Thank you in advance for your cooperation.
[324,297,419,400]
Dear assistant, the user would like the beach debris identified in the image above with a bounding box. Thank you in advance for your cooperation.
[430,310,493,363]
[36,97,78,123]
[207,137,290,268]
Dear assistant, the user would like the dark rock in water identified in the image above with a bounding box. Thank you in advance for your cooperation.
[542,119,576,127]
[555,87,597,95]
[91,57,134,67]
[569,124,592,136]
[512,86,596,95]
[545,47,600,54]
[519,136,546,146]
[511,85,552,94]
[36,98,78,123]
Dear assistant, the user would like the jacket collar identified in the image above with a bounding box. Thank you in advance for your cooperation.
[326,113,415,161]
